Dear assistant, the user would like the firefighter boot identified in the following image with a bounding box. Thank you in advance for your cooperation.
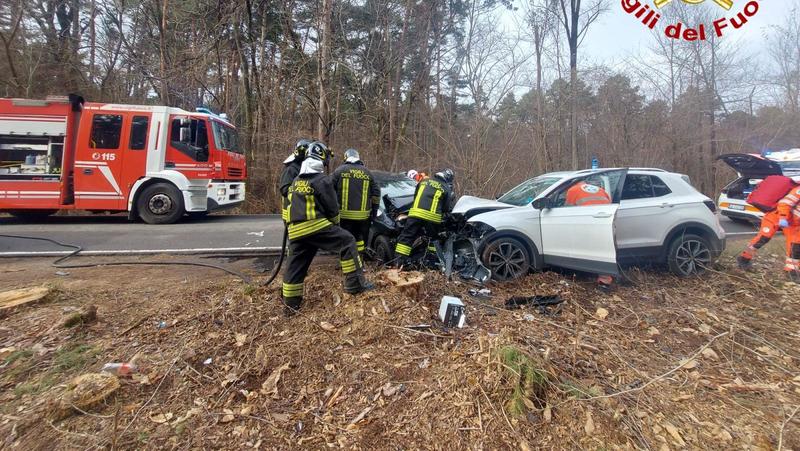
[282,296,303,317]
[344,273,376,295]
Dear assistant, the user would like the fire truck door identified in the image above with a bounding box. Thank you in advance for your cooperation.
[74,113,127,210]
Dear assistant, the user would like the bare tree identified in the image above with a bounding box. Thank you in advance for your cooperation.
[553,0,607,169]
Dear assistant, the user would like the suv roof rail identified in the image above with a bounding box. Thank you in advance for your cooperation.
[629,167,668,172]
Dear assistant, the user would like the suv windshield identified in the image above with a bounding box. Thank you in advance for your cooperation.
[211,121,243,154]
[378,177,417,209]
[498,176,562,206]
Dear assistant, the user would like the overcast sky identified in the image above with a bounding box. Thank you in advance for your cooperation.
[581,0,786,65]
[502,1,788,72]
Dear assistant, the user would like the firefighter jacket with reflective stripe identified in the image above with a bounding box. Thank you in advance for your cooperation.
[409,175,453,224]
[566,182,611,206]
[287,173,340,241]
[331,162,380,221]
[778,186,800,223]
[279,160,302,222]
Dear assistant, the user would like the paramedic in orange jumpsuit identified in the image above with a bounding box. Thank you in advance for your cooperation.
[565,181,614,286]
[737,210,783,269]
[777,186,800,279]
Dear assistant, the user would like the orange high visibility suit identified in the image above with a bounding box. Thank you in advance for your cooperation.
[739,211,783,265]
[566,182,611,206]
[777,187,800,274]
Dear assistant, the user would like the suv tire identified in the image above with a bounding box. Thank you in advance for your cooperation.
[482,236,531,281]
[667,233,712,277]
[137,183,185,225]
[373,235,394,264]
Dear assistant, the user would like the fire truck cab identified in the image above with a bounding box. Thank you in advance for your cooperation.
[0,95,246,224]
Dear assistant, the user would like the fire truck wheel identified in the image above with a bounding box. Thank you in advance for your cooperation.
[137,183,185,225]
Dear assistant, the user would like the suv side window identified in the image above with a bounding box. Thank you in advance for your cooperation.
[622,175,653,200]
[651,176,672,197]
[622,175,673,200]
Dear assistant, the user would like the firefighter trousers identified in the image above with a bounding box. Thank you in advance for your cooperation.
[341,219,371,255]
[394,217,441,263]
[740,211,782,262]
[282,225,364,309]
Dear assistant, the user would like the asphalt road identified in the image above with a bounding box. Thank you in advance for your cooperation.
[0,214,756,257]
[0,215,285,257]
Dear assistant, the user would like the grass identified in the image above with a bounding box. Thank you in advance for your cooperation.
[560,380,603,400]
[6,343,101,399]
[498,346,549,417]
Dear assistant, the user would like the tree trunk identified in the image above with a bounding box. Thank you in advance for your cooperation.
[317,0,333,141]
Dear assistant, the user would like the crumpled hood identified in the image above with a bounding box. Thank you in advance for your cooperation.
[452,196,512,215]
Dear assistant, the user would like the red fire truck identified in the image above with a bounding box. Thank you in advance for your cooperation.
[0,95,246,224]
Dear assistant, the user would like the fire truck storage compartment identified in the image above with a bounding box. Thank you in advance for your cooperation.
[0,135,65,179]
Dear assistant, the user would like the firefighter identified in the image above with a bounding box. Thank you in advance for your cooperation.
[278,139,311,223]
[282,142,374,314]
[331,149,380,256]
[737,211,783,269]
[406,169,427,184]
[776,185,800,280]
[566,180,611,206]
[394,169,455,266]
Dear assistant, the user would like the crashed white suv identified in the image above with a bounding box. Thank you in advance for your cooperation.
[453,168,726,281]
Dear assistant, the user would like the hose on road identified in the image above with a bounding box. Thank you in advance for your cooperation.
[0,234,252,283]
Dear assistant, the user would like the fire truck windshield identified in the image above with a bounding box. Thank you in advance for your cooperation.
[211,121,243,155]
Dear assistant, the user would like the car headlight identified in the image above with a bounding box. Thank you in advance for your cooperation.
[217,188,227,196]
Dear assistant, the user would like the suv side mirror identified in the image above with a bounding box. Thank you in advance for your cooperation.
[532,198,550,210]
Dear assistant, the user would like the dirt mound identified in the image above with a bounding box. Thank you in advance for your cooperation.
[0,255,798,449]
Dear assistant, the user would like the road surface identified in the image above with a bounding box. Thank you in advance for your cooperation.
[0,214,756,257]
[0,215,285,257]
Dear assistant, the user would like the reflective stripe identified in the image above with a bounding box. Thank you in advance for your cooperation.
[341,210,371,220]
[395,243,412,256]
[282,207,289,222]
[341,258,358,274]
[288,218,333,240]
[356,240,366,252]
[282,282,304,297]
[409,208,442,223]
[361,181,369,212]
[343,178,350,211]
[412,184,426,210]
[575,196,610,206]
[430,190,443,215]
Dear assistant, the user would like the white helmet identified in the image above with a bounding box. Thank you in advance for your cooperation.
[406,169,419,181]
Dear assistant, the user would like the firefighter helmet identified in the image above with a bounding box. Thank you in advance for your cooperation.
[437,169,455,184]
[306,141,332,166]
[344,148,361,163]
[294,139,312,158]
[406,169,419,181]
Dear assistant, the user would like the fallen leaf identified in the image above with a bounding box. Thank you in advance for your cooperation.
[320,322,336,332]
[348,407,372,428]
[382,383,404,397]
[260,363,290,398]
[647,327,661,337]
[171,408,201,426]
[149,412,174,424]
[584,410,595,435]
[672,394,694,402]
[663,422,686,446]
[324,364,335,372]
[235,333,248,347]
[520,441,533,451]
[543,404,552,423]
[596,308,609,320]
[701,348,719,361]
[220,408,235,423]
[240,406,252,416]
[699,324,712,334]
[681,359,698,370]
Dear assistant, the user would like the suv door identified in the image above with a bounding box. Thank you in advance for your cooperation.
[617,174,675,251]
[536,169,627,275]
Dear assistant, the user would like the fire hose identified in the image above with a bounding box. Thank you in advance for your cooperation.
[0,234,252,283]
[259,225,287,287]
